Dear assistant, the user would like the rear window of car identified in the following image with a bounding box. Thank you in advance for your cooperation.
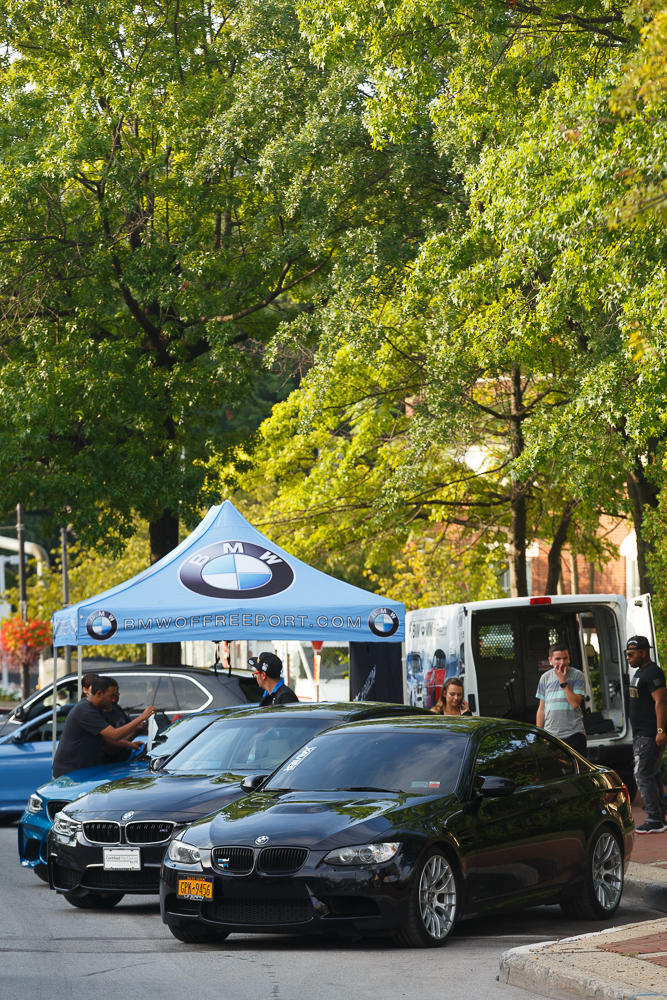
[266,730,468,795]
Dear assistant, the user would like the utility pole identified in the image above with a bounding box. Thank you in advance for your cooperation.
[16,504,29,699]
[61,527,71,675]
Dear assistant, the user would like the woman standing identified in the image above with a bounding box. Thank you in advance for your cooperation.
[431,677,472,716]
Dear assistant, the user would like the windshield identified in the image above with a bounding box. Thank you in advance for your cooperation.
[165,716,335,775]
[265,730,469,794]
[149,714,217,759]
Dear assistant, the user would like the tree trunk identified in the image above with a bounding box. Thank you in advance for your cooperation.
[626,455,660,595]
[508,367,528,597]
[570,550,579,594]
[149,508,181,665]
[545,501,577,595]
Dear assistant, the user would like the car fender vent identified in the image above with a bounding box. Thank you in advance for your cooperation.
[82,822,120,845]
[257,847,308,875]
[125,822,174,844]
[212,846,254,874]
[47,800,71,821]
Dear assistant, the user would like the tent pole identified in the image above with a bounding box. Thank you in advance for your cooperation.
[77,646,82,701]
[52,646,58,765]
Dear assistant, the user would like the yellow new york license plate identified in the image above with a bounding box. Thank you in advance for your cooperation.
[177,878,213,901]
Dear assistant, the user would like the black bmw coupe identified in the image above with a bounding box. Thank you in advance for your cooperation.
[160,716,634,947]
[48,702,428,907]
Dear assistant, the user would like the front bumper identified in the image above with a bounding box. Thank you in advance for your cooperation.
[161,852,413,938]
[49,836,169,895]
[18,811,53,868]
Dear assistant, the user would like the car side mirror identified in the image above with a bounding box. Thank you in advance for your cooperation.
[11,731,27,744]
[13,706,25,723]
[477,776,516,797]
[241,773,269,792]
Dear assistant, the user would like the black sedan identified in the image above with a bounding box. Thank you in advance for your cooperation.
[160,716,634,946]
[48,702,429,908]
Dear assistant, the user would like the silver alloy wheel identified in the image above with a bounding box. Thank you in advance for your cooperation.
[592,833,623,911]
[418,854,457,939]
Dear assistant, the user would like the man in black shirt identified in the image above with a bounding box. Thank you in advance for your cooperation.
[249,652,299,707]
[53,676,155,778]
[627,635,667,833]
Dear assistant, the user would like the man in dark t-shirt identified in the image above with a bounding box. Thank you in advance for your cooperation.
[249,652,299,707]
[627,635,667,833]
[53,676,155,778]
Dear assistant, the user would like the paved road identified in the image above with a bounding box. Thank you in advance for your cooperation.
[0,825,660,1000]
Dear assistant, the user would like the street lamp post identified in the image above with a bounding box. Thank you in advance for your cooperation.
[16,504,29,698]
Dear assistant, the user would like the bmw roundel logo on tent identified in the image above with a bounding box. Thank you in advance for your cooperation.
[85,610,118,641]
[368,607,400,638]
[179,540,295,600]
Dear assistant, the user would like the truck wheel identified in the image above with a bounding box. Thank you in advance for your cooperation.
[64,892,124,909]
[560,829,623,920]
[169,923,229,944]
[393,848,458,947]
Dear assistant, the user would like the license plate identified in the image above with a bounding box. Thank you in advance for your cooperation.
[177,877,213,901]
[103,848,141,871]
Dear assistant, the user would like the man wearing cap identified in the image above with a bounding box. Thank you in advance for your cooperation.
[248,652,299,707]
[626,635,667,834]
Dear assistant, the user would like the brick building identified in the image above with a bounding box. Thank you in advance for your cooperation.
[521,517,640,599]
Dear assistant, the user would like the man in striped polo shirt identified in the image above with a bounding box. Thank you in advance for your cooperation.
[536,643,587,756]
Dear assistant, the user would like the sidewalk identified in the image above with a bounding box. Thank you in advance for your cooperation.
[500,917,667,1000]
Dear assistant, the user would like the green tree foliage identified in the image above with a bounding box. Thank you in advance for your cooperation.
[0,0,452,582]
[233,0,667,599]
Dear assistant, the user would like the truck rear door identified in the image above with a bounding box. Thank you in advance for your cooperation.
[626,593,660,666]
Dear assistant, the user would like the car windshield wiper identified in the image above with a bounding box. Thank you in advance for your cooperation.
[336,786,399,793]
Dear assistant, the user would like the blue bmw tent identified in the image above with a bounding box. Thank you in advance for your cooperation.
[52,501,404,649]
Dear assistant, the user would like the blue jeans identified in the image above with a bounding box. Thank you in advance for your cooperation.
[634,736,666,823]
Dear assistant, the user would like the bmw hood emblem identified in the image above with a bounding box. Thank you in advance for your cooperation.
[121,811,135,821]
[255,835,269,845]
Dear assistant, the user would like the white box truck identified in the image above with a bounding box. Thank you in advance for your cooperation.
[405,592,660,797]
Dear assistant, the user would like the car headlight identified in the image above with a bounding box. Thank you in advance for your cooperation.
[324,842,400,866]
[53,812,82,838]
[27,793,43,814]
[167,840,201,866]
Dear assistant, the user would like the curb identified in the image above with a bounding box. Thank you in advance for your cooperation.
[499,938,639,1000]
[499,920,667,1000]
[625,876,667,914]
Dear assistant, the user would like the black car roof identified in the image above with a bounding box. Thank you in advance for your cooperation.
[305,715,507,737]
[166,702,433,722]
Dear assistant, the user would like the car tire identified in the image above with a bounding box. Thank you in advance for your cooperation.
[560,828,624,920]
[63,892,125,909]
[393,847,459,948]
[34,863,49,883]
[168,923,229,944]
[0,813,21,826]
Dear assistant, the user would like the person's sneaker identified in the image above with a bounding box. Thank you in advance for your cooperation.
[636,819,667,834]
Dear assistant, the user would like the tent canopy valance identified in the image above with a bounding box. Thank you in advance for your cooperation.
[52,502,404,648]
